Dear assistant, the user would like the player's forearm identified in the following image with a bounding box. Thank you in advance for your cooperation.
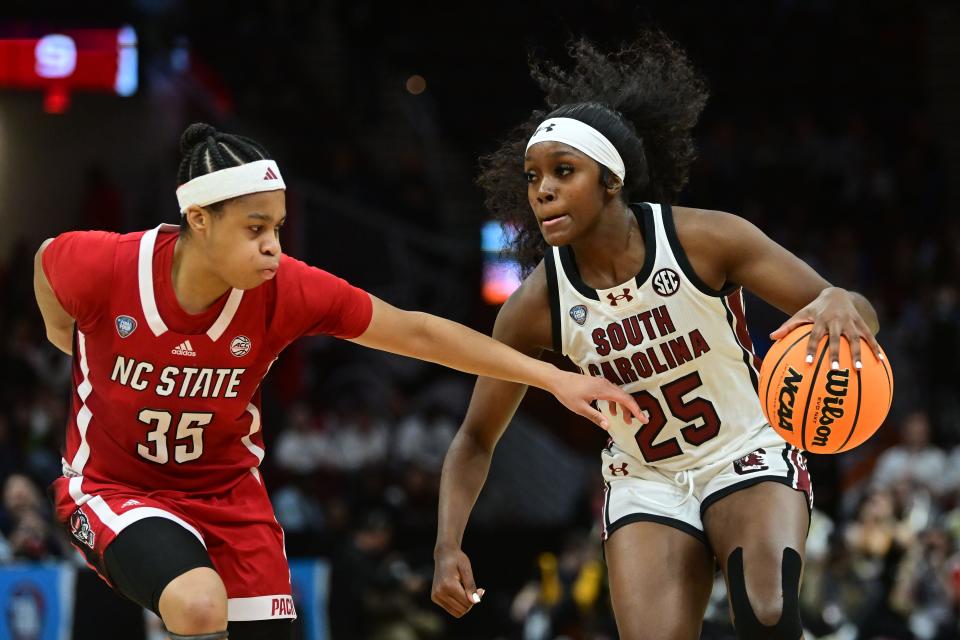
[435,430,494,552]
[382,310,556,391]
[34,241,74,355]
[353,299,560,391]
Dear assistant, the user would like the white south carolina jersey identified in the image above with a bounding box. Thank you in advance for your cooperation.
[543,203,769,472]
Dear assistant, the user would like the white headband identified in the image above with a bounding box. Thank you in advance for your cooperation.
[176,159,286,213]
[525,117,626,181]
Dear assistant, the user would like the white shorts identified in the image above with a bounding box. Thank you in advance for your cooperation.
[600,424,813,547]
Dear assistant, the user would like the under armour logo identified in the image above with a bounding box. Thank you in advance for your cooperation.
[263,167,279,180]
[608,462,629,476]
[606,288,634,306]
[534,123,556,135]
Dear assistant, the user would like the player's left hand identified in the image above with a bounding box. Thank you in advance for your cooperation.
[770,286,882,371]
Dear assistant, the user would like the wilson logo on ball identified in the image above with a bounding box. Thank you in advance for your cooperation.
[811,369,850,448]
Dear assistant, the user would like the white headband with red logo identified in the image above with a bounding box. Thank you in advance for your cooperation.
[176,159,286,213]
[525,117,626,182]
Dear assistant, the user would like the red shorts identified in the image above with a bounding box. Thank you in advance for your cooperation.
[51,470,296,622]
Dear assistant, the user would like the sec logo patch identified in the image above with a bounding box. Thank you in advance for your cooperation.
[652,268,680,296]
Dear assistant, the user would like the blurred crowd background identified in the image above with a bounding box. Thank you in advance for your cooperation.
[1,1,959,638]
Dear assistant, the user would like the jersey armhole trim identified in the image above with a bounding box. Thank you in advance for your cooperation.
[720,291,760,393]
[631,203,658,287]
[660,203,739,298]
[543,249,563,353]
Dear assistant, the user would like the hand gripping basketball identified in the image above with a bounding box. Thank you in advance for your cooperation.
[760,324,892,453]
[770,287,883,371]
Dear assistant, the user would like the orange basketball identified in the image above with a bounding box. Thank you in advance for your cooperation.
[758,325,893,454]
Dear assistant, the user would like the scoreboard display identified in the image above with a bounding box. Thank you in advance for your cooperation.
[0,26,137,111]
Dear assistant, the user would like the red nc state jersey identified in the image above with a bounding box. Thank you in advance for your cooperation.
[43,224,372,495]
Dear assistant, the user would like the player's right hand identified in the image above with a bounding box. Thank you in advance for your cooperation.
[432,543,484,618]
[548,370,647,430]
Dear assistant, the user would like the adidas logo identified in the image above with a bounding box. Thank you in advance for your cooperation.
[263,167,279,181]
[171,339,197,357]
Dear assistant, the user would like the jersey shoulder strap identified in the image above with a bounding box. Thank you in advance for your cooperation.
[654,203,738,297]
[543,248,563,352]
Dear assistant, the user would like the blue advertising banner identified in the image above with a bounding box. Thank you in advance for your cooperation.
[0,563,75,640]
[289,558,330,640]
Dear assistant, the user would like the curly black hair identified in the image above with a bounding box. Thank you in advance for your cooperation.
[478,31,709,275]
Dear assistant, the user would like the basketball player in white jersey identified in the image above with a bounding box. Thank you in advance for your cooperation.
[431,33,882,640]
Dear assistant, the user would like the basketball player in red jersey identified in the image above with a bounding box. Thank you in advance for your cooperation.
[432,33,884,639]
[33,123,643,640]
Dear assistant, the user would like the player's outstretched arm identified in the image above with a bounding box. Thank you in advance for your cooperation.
[34,239,75,356]
[348,294,644,431]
